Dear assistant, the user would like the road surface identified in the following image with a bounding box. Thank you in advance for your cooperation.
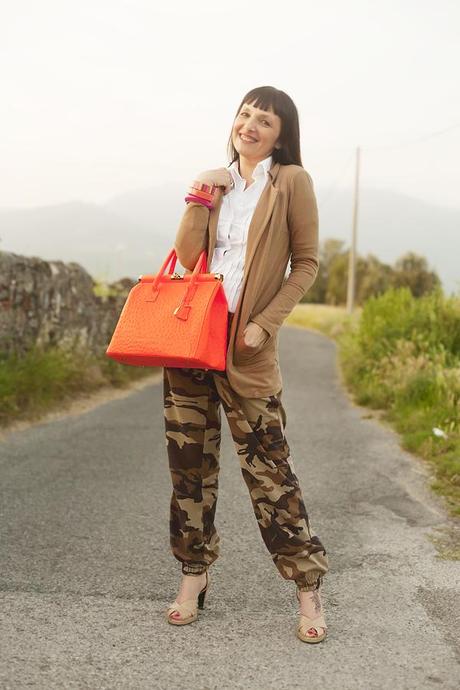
[1,326,459,689]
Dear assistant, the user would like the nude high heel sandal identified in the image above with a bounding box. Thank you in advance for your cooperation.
[165,570,210,626]
[296,587,328,643]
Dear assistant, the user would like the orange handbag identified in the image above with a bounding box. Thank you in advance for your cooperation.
[105,247,229,369]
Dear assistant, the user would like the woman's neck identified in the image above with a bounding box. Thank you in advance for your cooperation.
[238,154,269,186]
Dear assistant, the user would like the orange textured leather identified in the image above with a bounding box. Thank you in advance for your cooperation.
[105,248,228,369]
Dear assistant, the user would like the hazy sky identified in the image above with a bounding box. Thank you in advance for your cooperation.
[1,0,459,209]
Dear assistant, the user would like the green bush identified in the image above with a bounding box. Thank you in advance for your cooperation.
[338,286,460,516]
[355,285,460,363]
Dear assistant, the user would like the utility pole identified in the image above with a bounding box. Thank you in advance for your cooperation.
[346,146,361,314]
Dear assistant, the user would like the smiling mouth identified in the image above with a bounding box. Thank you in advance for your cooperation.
[240,134,258,143]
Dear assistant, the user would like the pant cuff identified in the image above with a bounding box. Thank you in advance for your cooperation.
[295,575,323,592]
[182,563,208,575]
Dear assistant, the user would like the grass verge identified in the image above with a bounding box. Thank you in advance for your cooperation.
[288,290,460,520]
[0,345,157,429]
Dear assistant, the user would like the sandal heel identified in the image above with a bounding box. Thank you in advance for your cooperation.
[197,569,209,609]
[197,588,207,609]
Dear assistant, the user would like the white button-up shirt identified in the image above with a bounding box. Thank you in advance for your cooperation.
[209,154,273,313]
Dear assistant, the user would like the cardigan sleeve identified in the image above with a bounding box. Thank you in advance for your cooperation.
[174,202,210,271]
[250,169,319,337]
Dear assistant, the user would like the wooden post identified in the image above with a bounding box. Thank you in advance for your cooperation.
[346,146,361,314]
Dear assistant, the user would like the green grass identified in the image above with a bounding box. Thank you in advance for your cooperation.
[285,302,359,337]
[0,345,157,428]
[290,289,460,520]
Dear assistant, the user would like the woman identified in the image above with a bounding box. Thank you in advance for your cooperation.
[163,86,329,643]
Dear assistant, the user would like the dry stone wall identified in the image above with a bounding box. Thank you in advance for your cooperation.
[0,251,133,356]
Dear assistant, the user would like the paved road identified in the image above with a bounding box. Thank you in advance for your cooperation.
[1,326,459,689]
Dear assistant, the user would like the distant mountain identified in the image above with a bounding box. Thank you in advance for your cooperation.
[0,184,458,294]
[0,182,185,282]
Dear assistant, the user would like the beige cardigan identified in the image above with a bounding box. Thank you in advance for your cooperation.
[174,160,319,398]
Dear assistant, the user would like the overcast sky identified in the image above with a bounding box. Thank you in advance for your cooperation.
[1,0,459,209]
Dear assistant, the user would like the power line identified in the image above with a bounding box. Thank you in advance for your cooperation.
[362,119,460,151]
[314,117,460,206]
[307,117,460,155]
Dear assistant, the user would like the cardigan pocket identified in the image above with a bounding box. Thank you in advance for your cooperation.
[234,330,274,365]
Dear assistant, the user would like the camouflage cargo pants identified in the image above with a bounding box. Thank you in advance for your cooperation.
[162,313,329,592]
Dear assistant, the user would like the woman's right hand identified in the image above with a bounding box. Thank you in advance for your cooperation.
[194,168,234,195]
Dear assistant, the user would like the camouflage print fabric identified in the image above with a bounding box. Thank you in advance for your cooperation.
[162,315,329,592]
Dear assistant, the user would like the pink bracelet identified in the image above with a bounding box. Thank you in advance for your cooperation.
[184,193,213,209]
[187,186,215,202]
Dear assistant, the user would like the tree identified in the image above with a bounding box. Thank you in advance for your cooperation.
[302,238,346,304]
[391,252,441,297]
[301,240,441,306]
[356,254,394,303]
[326,251,349,305]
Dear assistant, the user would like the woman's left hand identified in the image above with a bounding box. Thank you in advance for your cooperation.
[243,321,270,348]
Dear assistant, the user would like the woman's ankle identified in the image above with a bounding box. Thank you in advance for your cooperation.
[298,588,323,616]
[175,572,206,603]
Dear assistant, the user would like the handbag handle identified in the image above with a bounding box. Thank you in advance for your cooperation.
[173,250,208,320]
[152,247,179,285]
[150,248,208,321]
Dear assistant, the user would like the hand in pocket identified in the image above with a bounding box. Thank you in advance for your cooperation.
[243,322,270,348]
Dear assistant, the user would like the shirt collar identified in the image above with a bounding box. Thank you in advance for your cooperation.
[228,154,273,185]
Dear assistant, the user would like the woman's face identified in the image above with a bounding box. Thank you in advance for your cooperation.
[231,101,282,161]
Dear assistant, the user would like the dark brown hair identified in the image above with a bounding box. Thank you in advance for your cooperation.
[227,85,303,167]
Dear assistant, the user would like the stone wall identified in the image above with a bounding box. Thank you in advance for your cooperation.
[0,251,134,356]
